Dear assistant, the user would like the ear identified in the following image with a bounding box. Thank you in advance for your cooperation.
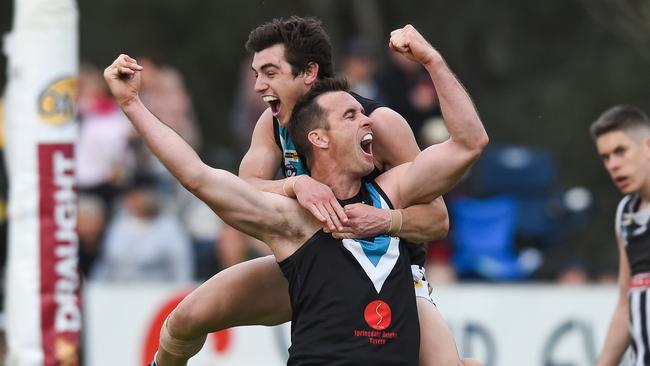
[303,62,319,86]
[308,129,329,150]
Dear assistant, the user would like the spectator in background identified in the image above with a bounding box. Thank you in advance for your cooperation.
[376,50,441,147]
[179,192,270,280]
[90,175,194,283]
[217,223,271,270]
[76,63,134,210]
[555,259,590,285]
[138,57,199,148]
[131,56,200,196]
[77,194,107,278]
[339,37,380,101]
[590,105,650,366]
[229,56,269,155]
[426,241,457,285]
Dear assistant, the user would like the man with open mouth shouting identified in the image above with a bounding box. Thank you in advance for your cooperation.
[127,17,485,366]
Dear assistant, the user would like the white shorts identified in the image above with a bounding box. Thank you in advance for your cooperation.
[411,265,434,303]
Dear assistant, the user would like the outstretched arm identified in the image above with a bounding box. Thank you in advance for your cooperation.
[597,235,631,366]
[103,55,298,245]
[380,25,488,208]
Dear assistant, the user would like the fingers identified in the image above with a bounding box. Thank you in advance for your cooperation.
[308,203,327,223]
[331,199,348,223]
[389,24,420,54]
[106,54,143,78]
[331,225,354,239]
[332,232,355,240]
[324,203,343,231]
[311,204,338,232]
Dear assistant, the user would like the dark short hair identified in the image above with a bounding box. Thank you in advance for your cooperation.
[590,105,650,140]
[288,77,350,169]
[245,16,333,79]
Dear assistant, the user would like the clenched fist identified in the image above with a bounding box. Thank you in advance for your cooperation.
[388,25,440,67]
[103,54,144,107]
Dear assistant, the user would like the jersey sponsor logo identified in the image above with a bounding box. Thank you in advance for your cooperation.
[355,300,398,345]
[284,163,298,177]
[284,150,299,161]
[364,300,392,330]
[38,77,77,126]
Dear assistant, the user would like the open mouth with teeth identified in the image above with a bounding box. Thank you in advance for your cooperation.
[360,132,373,155]
[263,95,281,116]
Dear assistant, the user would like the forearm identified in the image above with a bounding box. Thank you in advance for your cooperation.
[423,55,488,152]
[243,176,294,196]
[598,301,631,366]
[397,198,449,243]
[121,97,205,188]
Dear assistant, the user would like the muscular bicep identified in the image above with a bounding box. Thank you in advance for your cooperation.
[239,108,281,180]
[370,107,421,169]
[401,140,477,208]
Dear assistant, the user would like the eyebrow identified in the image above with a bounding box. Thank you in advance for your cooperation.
[342,106,363,118]
[251,63,280,73]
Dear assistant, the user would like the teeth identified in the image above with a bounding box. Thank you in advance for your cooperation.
[263,95,279,102]
[361,133,373,143]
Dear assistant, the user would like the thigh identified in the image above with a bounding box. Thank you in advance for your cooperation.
[174,255,291,336]
[417,297,462,366]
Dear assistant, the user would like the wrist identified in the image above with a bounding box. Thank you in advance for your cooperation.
[119,95,143,112]
[388,209,403,236]
[422,51,444,70]
[282,175,304,197]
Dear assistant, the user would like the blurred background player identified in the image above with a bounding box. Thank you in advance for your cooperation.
[591,105,650,365]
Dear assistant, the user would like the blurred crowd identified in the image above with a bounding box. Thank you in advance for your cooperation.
[74,59,270,285]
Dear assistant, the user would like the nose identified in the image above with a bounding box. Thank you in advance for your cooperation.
[606,156,621,173]
[360,114,372,128]
[254,76,267,93]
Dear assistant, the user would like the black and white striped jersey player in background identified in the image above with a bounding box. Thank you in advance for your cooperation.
[592,105,650,366]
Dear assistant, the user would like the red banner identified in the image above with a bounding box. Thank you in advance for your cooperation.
[38,143,81,366]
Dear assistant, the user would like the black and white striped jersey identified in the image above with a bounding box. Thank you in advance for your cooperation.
[616,194,650,365]
[616,195,650,276]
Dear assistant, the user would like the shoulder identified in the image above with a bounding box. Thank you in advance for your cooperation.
[248,108,280,149]
[373,162,412,209]
[368,106,415,140]
[368,106,420,169]
[615,195,634,223]
[615,194,634,238]
[252,108,275,133]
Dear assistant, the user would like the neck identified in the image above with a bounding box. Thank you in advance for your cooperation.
[639,182,650,210]
[310,157,362,200]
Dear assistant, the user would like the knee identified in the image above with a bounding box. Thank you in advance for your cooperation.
[159,314,206,359]
[167,298,211,340]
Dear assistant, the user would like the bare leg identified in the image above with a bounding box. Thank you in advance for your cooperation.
[417,298,481,366]
[156,255,291,366]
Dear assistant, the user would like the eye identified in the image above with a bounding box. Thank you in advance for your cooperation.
[614,147,626,157]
